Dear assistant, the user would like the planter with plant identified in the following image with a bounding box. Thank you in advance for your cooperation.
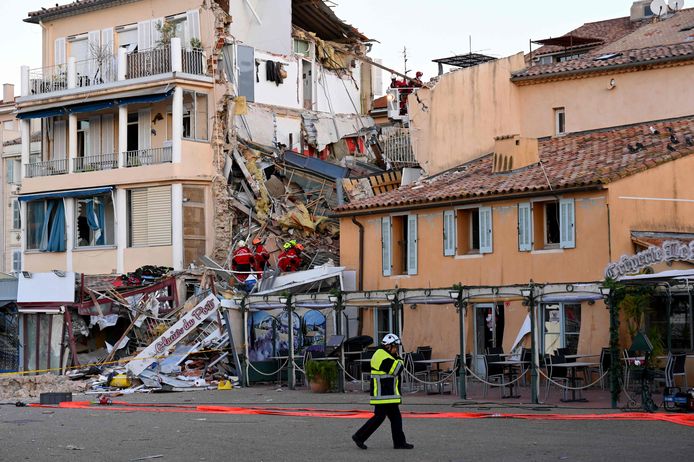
[305,358,337,393]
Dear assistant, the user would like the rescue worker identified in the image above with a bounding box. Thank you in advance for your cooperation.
[277,241,303,272]
[231,240,253,282]
[352,333,413,450]
[251,237,270,275]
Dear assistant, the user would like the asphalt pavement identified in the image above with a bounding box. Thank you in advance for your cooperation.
[1,386,692,462]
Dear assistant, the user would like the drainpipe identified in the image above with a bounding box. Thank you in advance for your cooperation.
[352,216,365,336]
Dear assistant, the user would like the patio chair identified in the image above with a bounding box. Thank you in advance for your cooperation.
[486,346,504,355]
[671,353,688,388]
[408,351,431,392]
[588,347,611,390]
[622,348,639,390]
[360,349,375,392]
[483,354,506,399]
[416,346,432,360]
[544,354,570,401]
[520,347,532,386]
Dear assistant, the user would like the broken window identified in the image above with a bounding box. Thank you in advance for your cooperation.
[128,186,172,247]
[26,199,65,252]
[75,194,115,247]
[182,90,208,141]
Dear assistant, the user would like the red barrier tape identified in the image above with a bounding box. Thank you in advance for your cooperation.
[28,402,694,427]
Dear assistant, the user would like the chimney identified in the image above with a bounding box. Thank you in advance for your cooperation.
[2,83,14,103]
[630,1,655,21]
[492,135,539,173]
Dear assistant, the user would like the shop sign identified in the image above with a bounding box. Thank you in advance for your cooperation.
[126,293,220,375]
[604,240,694,279]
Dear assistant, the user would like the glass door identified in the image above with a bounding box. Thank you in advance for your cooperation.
[473,303,505,373]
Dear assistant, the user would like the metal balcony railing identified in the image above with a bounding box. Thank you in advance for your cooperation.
[181,48,207,75]
[126,46,172,79]
[386,87,416,121]
[122,146,172,167]
[75,56,117,88]
[25,159,69,178]
[73,153,118,173]
[28,65,69,96]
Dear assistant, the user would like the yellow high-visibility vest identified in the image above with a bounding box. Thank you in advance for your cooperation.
[369,348,403,405]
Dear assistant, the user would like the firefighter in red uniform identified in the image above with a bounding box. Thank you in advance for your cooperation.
[251,237,270,275]
[231,240,254,282]
[277,241,303,272]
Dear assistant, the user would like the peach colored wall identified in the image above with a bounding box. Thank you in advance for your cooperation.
[124,245,172,272]
[407,54,525,175]
[517,65,694,139]
[24,251,66,272]
[40,0,215,67]
[73,248,117,274]
[607,154,694,261]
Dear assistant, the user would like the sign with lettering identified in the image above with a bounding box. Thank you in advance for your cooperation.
[127,293,220,376]
[604,240,694,279]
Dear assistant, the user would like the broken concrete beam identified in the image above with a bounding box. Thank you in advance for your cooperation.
[232,149,260,196]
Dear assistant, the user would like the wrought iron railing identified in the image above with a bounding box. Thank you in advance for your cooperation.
[126,46,172,79]
[182,48,207,75]
[122,146,172,167]
[73,153,118,173]
[28,65,69,95]
[25,158,69,178]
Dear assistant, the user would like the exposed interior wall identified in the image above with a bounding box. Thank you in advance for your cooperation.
[517,64,694,139]
[253,51,302,109]
[229,0,292,55]
[408,53,525,175]
[315,65,362,115]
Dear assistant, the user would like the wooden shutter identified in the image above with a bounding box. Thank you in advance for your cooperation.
[53,120,67,159]
[138,109,151,150]
[407,214,418,275]
[518,202,532,252]
[129,189,149,246]
[101,114,114,154]
[443,210,456,256]
[54,37,66,66]
[101,28,114,82]
[479,206,493,254]
[186,9,201,45]
[137,21,152,50]
[150,18,163,47]
[147,186,172,246]
[559,198,575,249]
[381,216,392,276]
[88,116,101,157]
[87,30,101,79]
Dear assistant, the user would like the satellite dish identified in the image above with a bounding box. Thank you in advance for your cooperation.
[668,0,685,11]
[650,0,668,15]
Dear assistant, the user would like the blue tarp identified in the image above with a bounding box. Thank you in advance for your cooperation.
[283,151,349,180]
[18,186,113,202]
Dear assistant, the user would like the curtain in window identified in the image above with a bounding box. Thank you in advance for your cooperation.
[85,199,105,245]
[42,200,66,252]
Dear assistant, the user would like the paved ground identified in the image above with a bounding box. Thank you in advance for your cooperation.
[1,385,692,462]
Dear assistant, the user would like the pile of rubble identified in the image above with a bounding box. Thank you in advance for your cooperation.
[0,374,87,401]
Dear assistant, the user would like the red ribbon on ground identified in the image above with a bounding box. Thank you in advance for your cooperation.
[28,401,694,427]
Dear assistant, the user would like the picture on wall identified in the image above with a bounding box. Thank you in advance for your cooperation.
[303,309,326,353]
[248,311,276,361]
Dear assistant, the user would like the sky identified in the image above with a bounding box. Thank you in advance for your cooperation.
[0,0,640,94]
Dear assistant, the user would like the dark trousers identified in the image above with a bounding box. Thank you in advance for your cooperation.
[354,403,406,446]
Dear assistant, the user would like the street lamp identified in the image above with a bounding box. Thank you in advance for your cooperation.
[279,296,289,305]
[600,285,618,409]
[328,294,339,304]
[521,283,538,404]
[449,289,461,300]
[385,292,396,301]
[449,287,467,399]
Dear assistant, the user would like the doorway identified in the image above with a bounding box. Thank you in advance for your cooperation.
[302,60,313,110]
[473,303,505,373]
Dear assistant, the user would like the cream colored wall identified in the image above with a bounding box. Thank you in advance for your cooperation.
[517,65,694,139]
[24,251,66,272]
[407,54,526,175]
[607,154,694,260]
[124,245,172,272]
[41,0,215,67]
[73,248,117,274]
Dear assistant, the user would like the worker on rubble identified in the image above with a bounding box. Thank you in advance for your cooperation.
[251,237,270,275]
[277,241,303,272]
[352,333,413,450]
[231,240,254,282]
[412,71,424,87]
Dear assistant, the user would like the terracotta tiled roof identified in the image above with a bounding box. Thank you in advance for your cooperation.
[336,116,694,213]
[533,16,648,57]
[599,8,694,53]
[371,95,388,110]
[513,41,694,80]
[26,0,135,24]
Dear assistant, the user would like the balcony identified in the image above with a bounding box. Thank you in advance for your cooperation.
[25,147,172,178]
[386,87,416,122]
[23,39,208,99]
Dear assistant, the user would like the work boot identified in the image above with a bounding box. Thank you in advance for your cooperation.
[352,435,367,450]
[394,443,414,449]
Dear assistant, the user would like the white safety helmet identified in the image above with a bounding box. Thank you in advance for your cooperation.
[381,333,401,346]
[237,240,246,248]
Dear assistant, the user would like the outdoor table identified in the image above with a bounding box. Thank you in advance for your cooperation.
[414,358,455,394]
[565,354,598,359]
[550,361,597,402]
[489,360,528,398]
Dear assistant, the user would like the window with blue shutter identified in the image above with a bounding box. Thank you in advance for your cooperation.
[407,214,418,274]
[479,206,493,254]
[443,210,456,256]
[518,202,532,251]
[559,198,575,249]
[382,216,392,276]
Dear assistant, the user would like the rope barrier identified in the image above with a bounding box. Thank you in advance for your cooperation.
[537,368,608,391]
[402,367,457,385]
[463,366,529,387]
[246,359,288,377]
[334,360,361,382]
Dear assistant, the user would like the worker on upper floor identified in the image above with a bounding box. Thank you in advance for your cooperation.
[277,241,303,272]
[251,237,270,275]
[231,240,254,282]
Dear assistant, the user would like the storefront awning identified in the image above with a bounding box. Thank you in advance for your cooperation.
[18,186,113,202]
[16,85,174,119]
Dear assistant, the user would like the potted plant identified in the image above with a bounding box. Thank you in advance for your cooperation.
[305,358,337,393]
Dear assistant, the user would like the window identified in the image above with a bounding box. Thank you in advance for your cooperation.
[126,113,139,151]
[11,249,21,273]
[554,107,566,135]
[6,159,21,185]
[76,119,90,158]
[374,306,395,346]
[293,39,311,57]
[524,198,574,250]
[117,24,138,52]
[237,44,255,102]
[182,91,208,141]
[456,207,492,254]
[128,186,172,247]
[75,194,114,247]
[646,295,692,352]
[12,199,20,230]
[541,303,581,355]
[69,35,89,76]
[26,199,66,252]
[381,214,417,276]
[443,210,456,256]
